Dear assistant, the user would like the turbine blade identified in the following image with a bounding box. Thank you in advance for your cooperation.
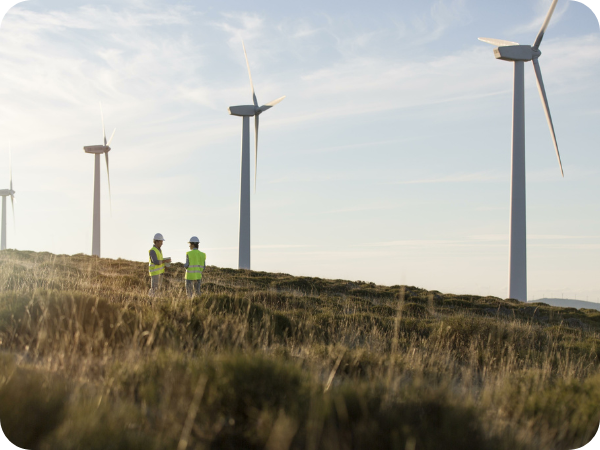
[105,151,112,214]
[9,142,14,230]
[9,140,12,192]
[259,96,286,112]
[478,37,519,46]
[107,128,116,147]
[533,0,559,49]
[532,58,563,177]
[242,40,258,108]
[254,114,259,192]
[10,194,15,230]
[100,101,107,146]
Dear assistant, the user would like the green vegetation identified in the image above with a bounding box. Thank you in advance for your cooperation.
[0,249,599,449]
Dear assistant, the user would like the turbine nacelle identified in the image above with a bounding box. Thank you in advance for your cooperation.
[228,105,258,117]
[493,45,537,62]
[0,189,15,196]
[229,101,282,117]
[84,145,111,154]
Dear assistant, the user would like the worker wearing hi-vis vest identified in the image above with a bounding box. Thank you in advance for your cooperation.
[149,233,171,297]
[184,236,206,298]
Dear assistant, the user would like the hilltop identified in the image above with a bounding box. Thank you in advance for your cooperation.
[0,249,599,450]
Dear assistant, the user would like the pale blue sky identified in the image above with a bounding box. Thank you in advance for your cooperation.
[0,0,599,301]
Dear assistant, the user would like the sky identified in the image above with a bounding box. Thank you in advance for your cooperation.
[0,0,598,301]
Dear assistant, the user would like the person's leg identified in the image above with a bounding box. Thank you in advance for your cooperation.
[151,274,162,296]
[186,280,194,298]
[150,275,158,296]
[195,279,202,296]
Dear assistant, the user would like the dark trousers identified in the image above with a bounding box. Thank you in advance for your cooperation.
[186,279,202,298]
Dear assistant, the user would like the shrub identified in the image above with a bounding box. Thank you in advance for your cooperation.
[0,360,69,449]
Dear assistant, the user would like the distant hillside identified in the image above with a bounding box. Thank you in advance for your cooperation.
[529,298,600,312]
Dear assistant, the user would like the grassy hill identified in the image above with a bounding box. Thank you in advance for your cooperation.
[0,249,599,450]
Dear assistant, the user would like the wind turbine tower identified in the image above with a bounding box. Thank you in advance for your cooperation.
[228,41,285,270]
[0,146,16,251]
[83,104,115,257]
[479,0,564,301]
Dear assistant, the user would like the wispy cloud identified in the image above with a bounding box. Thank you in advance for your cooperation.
[279,20,322,39]
[211,12,265,46]
[468,234,507,241]
[475,206,506,211]
[528,234,600,239]
[267,173,354,184]
[421,0,472,43]
[468,234,600,242]
[203,244,314,251]
[359,239,462,248]
[321,204,398,214]
[507,0,570,37]
[529,243,600,249]
[254,244,315,249]
[390,172,504,185]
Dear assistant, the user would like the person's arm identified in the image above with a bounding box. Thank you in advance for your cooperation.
[150,250,168,265]
[150,249,160,265]
[184,254,189,269]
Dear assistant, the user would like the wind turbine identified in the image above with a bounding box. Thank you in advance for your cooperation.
[228,41,285,270]
[479,0,564,302]
[83,103,115,257]
[0,144,16,251]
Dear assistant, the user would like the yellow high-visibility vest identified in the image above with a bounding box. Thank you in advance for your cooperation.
[186,250,206,280]
[149,246,165,276]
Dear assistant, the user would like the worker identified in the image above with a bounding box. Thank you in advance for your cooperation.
[149,233,171,297]
[184,236,206,298]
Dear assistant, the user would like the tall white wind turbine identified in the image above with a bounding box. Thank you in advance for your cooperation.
[83,103,116,257]
[479,0,564,302]
[0,144,16,251]
[228,41,285,270]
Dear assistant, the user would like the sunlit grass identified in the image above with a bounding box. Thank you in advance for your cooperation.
[0,249,599,449]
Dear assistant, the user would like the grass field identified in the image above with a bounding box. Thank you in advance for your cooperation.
[1,249,599,450]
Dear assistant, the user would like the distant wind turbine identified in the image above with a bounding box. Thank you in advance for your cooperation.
[83,103,116,257]
[479,0,564,302]
[0,143,16,251]
[228,41,285,270]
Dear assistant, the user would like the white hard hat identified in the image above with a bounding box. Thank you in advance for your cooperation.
[189,236,200,243]
[154,233,165,241]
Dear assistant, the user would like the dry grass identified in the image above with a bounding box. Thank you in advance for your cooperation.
[0,249,599,450]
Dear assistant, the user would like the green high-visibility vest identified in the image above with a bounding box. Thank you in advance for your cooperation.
[149,246,165,276]
[186,250,206,280]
